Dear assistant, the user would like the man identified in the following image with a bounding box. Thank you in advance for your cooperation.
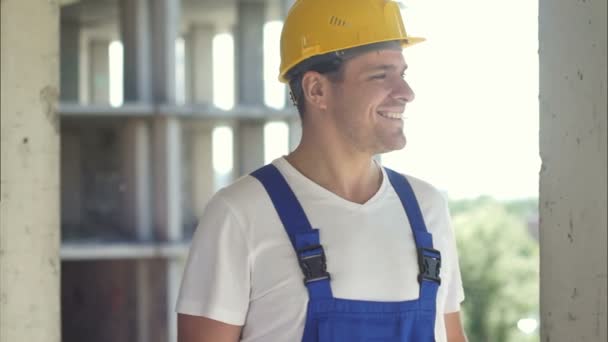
[177,0,467,341]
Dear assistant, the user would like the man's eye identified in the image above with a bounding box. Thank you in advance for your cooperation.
[371,74,387,80]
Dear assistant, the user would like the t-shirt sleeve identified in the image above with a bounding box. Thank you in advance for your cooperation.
[175,192,251,326]
[441,198,466,313]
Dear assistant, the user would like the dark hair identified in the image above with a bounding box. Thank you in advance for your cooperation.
[285,41,402,118]
[287,53,344,117]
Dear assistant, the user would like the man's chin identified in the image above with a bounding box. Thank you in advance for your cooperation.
[379,138,406,154]
[376,146,405,155]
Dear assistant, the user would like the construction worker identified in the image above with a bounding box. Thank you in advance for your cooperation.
[177,0,467,341]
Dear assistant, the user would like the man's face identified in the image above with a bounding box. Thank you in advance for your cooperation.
[325,48,414,155]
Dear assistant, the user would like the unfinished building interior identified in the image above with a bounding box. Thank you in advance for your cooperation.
[1,0,606,342]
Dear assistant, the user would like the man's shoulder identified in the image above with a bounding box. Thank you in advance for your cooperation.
[396,172,448,208]
[214,173,268,210]
[202,166,288,229]
[393,173,454,238]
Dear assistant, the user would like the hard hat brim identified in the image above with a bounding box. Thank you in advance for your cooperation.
[278,36,426,83]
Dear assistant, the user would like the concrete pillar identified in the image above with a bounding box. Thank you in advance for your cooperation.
[236,120,266,175]
[119,2,156,342]
[191,124,215,216]
[60,18,80,102]
[153,116,183,242]
[235,1,266,174]
[150,0,179,104]
[88,39,111,104]
[187,24,214,105]
[167,257,183,342]
[0,1,60,342]
[539,0,607,341]
[134,260,151,342]
[149,2,182,341]
[181,24,215,227]
[142,122,181,342]
[149,0,183,241]
[236,0,265,106]
[122,1,185,339]
[183,32,193,104]
[120,0,154,239]
[122,120,152,240]
[121,0,153,103]
[78,28,91,104]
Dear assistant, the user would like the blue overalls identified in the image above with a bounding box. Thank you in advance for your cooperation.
[251,165,442,341]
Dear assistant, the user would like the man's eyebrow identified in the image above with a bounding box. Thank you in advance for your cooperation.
[364,64,409,73]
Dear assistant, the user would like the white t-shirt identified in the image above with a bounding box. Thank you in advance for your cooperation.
[176,157,465,341]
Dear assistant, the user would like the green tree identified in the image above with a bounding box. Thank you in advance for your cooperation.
[450,197,539,342]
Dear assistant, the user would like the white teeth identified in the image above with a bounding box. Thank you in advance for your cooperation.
[378,111,403,119]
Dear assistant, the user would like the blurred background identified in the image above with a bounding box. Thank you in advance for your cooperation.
[2,0,606,342]
[56,0,541,341]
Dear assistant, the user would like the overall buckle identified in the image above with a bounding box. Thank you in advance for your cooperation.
[297,244,330,284]
[417,247,442,285]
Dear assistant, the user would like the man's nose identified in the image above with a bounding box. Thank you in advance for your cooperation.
[392,78,415,104]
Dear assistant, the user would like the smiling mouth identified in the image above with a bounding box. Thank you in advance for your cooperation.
[377,111,403,120]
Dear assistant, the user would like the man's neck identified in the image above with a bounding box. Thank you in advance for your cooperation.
[285,140,383,205]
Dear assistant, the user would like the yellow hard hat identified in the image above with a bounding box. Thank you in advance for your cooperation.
[279,0,424,83]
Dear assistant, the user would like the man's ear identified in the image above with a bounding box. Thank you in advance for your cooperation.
[301,71,329,111]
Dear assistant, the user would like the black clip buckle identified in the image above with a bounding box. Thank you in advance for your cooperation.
[417,247,442,285]
[297,244,330,284]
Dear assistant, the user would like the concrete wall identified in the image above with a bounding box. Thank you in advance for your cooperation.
[539,0,607,341]
[0,1,61,342]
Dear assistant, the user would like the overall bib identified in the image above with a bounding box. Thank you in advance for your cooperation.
[251,165,442,342]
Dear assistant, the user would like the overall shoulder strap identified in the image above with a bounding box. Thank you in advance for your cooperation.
[384,168,433,247]
[251,164,313,248]
[385,168,441,308]
[251,164,333,299]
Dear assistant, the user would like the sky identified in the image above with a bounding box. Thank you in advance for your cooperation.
[381,0,541,199]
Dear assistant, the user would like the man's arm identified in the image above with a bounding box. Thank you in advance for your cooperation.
[178,314,243,342]
[445,311,468,342]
